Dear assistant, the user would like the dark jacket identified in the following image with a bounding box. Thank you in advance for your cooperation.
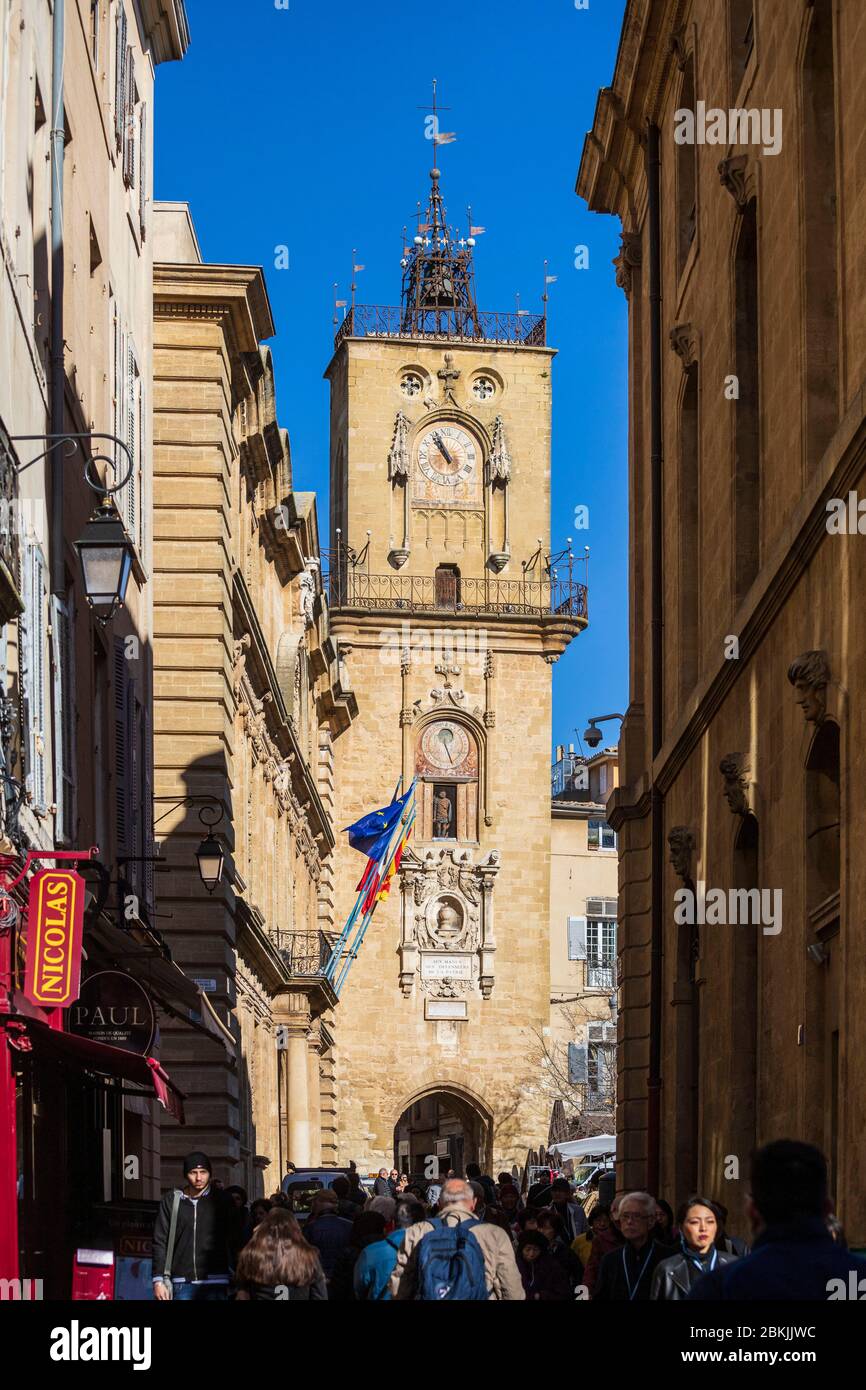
[688,1217,866,1300]
[518,1252,572,1301]
[354,1230,406,1300]
[235,1272,328,1301]
[373,1176,392,1197]
[152,1187,230,1284]
[303,1213,353,1280]
[593,1239,672,1301]
[651,1247,738,1300]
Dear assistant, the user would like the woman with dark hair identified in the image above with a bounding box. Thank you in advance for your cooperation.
[653,1199,676,1245]
[535,1208,584,1290]
[650,1196,739,1300]
[235,1210,327,1301]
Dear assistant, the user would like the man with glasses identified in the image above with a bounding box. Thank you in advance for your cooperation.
[593,1191,671,1301]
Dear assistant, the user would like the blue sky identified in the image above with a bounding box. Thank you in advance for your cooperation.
[154,0,628,758]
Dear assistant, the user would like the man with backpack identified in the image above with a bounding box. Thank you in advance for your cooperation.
[390,1178,525,1300]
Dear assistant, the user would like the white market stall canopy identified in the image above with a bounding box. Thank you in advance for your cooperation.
[550,1134,616,1161]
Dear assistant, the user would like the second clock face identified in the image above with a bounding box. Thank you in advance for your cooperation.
[417,424,478,488]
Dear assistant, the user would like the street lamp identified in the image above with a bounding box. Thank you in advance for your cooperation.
[195,830,225,895]
[73,494,135,623]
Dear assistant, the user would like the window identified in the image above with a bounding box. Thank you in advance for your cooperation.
[734,200,760,602]
[434,564,460,610]
[730,1,754,93]
[588,819,616,851]
[114,4,127,151]
[90,0,100,67]
[677,54,697,277]
[587,1023,616,1109]
[21,541,47,812]
[586,916,617,989]
[51,591,76,842]
[113,304,141,549]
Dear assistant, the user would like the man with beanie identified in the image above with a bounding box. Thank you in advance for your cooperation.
[152,1152,231,1301]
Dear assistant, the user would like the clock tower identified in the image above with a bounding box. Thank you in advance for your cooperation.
[324,155,586,1172]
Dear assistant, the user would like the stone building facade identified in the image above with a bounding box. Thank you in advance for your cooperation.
[152,204,356,1195]
[325,167,586,1174]
[579,0,866,1240]
[547,748,619,1140]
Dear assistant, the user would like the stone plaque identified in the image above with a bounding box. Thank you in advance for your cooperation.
[424,999,468,1021]
[420,953,473,980]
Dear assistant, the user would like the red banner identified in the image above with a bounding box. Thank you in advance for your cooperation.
[23,869,85,1009]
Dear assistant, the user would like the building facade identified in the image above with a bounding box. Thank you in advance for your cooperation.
[326,163,587,1174]
[547,747,619,1142]
[580,0,865,1240]
[152,204,356,1196]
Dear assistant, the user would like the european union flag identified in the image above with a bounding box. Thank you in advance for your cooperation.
[344,788,412,860]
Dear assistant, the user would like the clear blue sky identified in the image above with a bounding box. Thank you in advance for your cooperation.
[154,0,628,758]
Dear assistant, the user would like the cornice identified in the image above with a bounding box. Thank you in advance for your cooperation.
[154,263,275,349]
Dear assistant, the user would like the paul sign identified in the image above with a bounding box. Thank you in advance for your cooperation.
[70,971,155,1054]
[23,869,86,1009]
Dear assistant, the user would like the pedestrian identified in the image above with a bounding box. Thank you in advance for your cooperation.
[496,1170,516,1200]
[468,1179,487,1221]
[329,1211,387,1301]
[279,1161,297,1196]
[152,1152,231,1302]
[548,1177,588,1239]
[498,1183,523,1233]
[425,1174,443,1207]
[388,1168,400,1197]
[516,1230,572,1301]
[373,1167,392,1198]
[653,1198,676,1245]
[395,1173,409,1195]
[390,1178,525,1300]
[346,1161,367,1208]
[536,1208,585,1290]
[329,1175,360,1220]
[689,1140,866,1301]
[466,1161,497,1206]
[225,1185,248,1266]
[516,1208,541,1235]
[572,1202,611,1271]
[234,1209,327,1301]
[711,1200,749,1257]
[592,1191,670,1301]
[651,1196,739,1300]
[354,1196,426,1300]
[302,1189,353,1286]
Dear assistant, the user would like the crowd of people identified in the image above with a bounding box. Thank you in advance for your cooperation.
[149,1140,866,1302]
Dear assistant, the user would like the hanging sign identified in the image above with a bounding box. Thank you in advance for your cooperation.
[23,869,86,1009]
[70,971,156,1054]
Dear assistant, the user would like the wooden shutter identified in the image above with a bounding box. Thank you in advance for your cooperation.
[22,544,47,811]
[568,1043,588,1086]
[141,703,154,923]
[114,5,127,149]
[113,638,129,853]
[51,593,76,842]
[123,47,135,186]
[567,916,587,961]
[138,101,147,238]
[127,683,139,898]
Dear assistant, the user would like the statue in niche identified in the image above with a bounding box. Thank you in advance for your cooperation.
[433,789,453,839]
[435,901,462,944]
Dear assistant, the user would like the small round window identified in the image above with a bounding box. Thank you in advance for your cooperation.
[472,376,496,401]
[401,373,423,399]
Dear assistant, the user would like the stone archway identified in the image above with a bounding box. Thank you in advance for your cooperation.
[392,1082,494,1178]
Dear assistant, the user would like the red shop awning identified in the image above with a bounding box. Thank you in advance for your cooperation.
[18,1019,186,1123]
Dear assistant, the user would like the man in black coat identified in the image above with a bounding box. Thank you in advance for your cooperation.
[593,1191,671,1301]
[689,1140,866,1301]
[152,1152,231,1301]
[373,1168,392,1197]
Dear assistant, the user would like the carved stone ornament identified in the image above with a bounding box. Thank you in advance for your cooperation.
[718,155,750,212]
[613,231,642,297]
[487,415,512,484]
[299,569,316,629]
[437,352,461,404]
[719,753,750,817]
[668,826,695,884]
[387,410,410,483]
[787,650,831,725]
[398,846,499,1000]
[670,322,699,369]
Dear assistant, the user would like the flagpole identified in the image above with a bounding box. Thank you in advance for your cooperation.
[335,808,416,996]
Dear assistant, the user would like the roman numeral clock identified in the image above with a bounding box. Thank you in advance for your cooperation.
[416,424,478,489]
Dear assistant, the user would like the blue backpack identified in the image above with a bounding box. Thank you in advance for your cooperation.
[416,1216,488,1301]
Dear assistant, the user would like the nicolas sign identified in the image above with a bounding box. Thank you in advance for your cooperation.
[70,971,155,1054]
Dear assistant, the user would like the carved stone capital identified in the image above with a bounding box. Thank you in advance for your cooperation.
[718,155,750,212]
[719,753,750,817]
[787,650,831,725]
[613,231,642,297]
[670,322,699,369]
[668,826,695,884]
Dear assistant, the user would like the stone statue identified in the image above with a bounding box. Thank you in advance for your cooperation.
[433,790,452,839]
[719,753,750,817]
[299,570,316,629]
[787,650,830,724]
[435,901,462,943]
[668,825,695,883]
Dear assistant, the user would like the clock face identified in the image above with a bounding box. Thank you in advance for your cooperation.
[420,722,471,773]
[417,424,478,488]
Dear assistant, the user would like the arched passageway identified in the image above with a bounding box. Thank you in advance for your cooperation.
[393,1085,493,1178]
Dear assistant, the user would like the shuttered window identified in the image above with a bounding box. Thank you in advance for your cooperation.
[113,637,130,854]
[567,1042,587,1085]
[122,47,136,188]
[112,304,139,550]
[567,915,587,961]
[114,4,127,150]
[51,592,76,842]
[138,101,147,238]
[21,542,47,811]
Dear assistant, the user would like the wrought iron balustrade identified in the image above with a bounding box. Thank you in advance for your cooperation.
[272,929,336,977]
[334,304,546,350]
[586,955,616,989]
[325,568,587,621]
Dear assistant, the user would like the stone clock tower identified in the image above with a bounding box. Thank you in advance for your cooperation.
[324,160,586,1172]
